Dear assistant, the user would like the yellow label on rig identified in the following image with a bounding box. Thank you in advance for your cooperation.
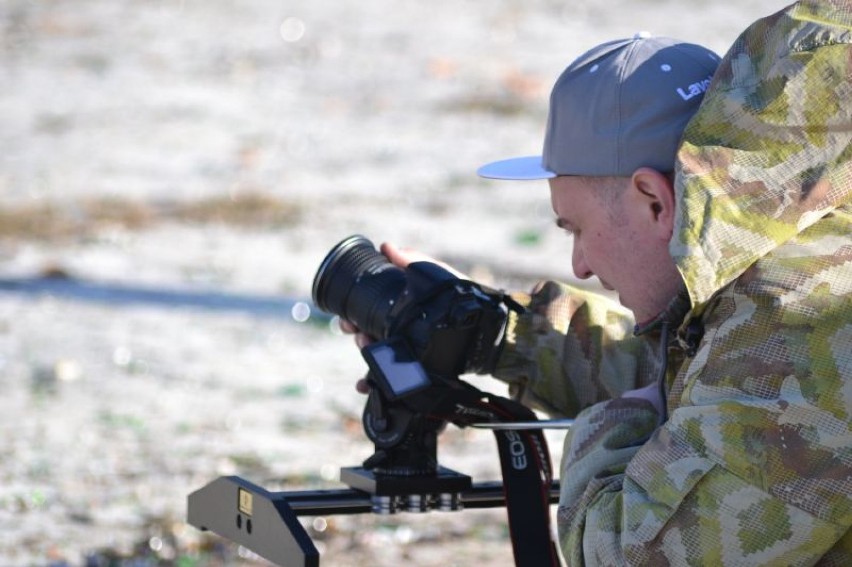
[238,488,253,516]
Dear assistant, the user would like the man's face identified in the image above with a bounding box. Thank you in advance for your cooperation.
[548,174,683,324]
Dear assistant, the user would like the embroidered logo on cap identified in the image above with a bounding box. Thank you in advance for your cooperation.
[677,74,713,101]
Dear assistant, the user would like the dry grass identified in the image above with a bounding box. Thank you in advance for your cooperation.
[173,192,302,228]
[0,192,304,241]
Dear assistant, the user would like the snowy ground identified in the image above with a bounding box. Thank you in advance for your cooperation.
[0,1,786,565]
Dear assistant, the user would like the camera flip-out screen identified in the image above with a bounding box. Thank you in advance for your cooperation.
[362,339,431,399]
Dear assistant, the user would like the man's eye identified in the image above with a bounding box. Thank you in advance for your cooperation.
[555,219,577,236]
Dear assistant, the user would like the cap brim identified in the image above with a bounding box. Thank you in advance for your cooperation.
[476,156,556,180]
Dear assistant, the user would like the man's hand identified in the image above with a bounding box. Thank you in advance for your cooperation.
[338,317,374,394]
[380,241,468,278]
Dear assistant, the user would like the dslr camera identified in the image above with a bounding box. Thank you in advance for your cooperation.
[312,234,518,477]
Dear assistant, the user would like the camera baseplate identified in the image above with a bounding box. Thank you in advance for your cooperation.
[187,468,559,567]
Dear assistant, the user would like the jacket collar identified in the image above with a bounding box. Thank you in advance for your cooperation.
[633,281,691,337]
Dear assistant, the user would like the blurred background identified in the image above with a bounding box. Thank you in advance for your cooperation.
[0,1,785,565]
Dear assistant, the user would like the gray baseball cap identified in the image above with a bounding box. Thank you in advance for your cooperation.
[477,33,720,180]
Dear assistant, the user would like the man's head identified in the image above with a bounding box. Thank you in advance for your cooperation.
[478,34,719,322]
[548,170,683,323]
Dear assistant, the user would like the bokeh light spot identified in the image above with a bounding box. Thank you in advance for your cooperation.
[291,301,311,323]
[280,17,306,43]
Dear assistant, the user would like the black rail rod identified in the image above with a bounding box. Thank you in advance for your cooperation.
[277,481,560,516]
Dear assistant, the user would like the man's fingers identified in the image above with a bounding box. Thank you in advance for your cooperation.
[380,241,415,268]
[339,318,358,334]
[338,317,374,349]
[380,241,468,278]
[354,333,372,349]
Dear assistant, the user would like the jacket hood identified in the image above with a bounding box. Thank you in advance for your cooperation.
[670,0,852,312]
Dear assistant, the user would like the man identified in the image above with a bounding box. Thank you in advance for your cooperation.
[346,1,852,563]
[475,1,852,565]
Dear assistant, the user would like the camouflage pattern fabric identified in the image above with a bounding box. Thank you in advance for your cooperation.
[493,1,852,564]
[495,281,662,418]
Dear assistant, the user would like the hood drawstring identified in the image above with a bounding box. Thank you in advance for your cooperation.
[683,318,706,357]
[632,284,701,424]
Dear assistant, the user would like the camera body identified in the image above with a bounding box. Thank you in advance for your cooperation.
[312,235,519,475]
[365,260,510,388]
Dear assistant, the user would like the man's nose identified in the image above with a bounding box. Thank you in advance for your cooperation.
[572,243,592,280]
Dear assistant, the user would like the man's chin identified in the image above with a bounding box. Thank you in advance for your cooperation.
[620,298,647,323]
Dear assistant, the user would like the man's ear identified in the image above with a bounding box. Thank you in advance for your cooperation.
[628,167,676,239]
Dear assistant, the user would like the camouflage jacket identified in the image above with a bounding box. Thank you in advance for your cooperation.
[494,1,852,564]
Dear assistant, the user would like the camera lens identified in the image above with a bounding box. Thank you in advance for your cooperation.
[312,235,407,339]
